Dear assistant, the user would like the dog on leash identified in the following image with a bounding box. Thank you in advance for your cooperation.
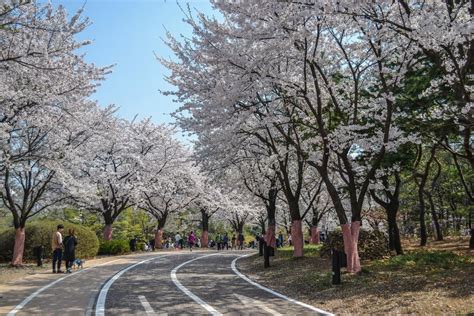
[72,259,85,270]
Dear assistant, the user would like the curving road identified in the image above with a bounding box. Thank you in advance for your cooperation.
[2,250,331,316]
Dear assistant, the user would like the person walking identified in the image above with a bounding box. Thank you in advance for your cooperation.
[63,228,77,273]
[216,234,222,251]
[238,232,244,250]
[222,233,229,250]
[175,232,181,249]
[278,232,284,248]
[188,231,196,251]
[231,234,236,250]
[51,224,64,273]
[149,238,155,251]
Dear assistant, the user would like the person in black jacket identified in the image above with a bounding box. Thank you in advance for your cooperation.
[222,233,229,250]
[63,229,78,274]
[238,233,244,250]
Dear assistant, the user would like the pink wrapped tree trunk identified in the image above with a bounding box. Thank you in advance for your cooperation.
[341,221,361,273]
[155,229,163,249]
[11,227,25,266]
[264,224,276,248]
[201,230,209,248]
[291,220,304,257]
[103,224,113,241]
[310,226,320,244]
[351,221,361,273]
[341,224,353,272]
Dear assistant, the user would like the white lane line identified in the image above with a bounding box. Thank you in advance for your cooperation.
[7,258,122,316]
[170,253,222,316]
[95,255,170,316]
[234,293,283,316]
[231,254,334,316]
[138,295,155,315]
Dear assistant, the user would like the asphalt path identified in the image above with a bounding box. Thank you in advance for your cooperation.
[3,250,331,316]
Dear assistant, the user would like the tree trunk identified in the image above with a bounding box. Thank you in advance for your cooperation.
[387,205,403,255]
[263,242,270,268]
[201,210,209,248]
[11,227,26,266]
[310,226,320,244]
[264,222,276,259]
[201,230,209,248]
[237,223,244,234]
[341,221,361,274]
[154,229,163,249]
[418,190,428,246]
[469,209,474,249]
[291,220,304,257]
[264,223,276,248]
[387,212,395,251]
[428,194,443,241]
[258,236,264,256]
[103,224,113,241]
[391,216,403,255]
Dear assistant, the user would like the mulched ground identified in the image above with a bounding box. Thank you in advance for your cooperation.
[238,238,474,315]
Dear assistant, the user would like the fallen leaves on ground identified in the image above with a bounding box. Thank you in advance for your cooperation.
[238,240,474,315]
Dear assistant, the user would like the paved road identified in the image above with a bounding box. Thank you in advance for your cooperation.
[2,250,331,315]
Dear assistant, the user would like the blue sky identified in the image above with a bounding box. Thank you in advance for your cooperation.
[51,0,216,140]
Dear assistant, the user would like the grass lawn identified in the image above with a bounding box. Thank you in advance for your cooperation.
[238,239,474,315]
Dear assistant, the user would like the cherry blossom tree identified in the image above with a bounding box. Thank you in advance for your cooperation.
[162,0,471,269]
[0,1,111,265]
[300,177,331,245]
[0,1,109,169]
[139,163,199,249]
[66,118,175,240]
[191,179,225,248]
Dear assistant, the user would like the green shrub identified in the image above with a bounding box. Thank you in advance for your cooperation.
[0,221,99,262]
[98,240,130,255]
[320,229,390,260]
[138,241,147,251]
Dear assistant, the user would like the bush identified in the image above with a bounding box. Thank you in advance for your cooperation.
[0,221,99,262]
[98,240,130,255]
[137,241,147,251]
[320,229,390,260]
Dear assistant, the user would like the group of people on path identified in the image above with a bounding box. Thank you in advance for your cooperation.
[157,231,247,251]
[51,224,77,274]
[170,231,198,250]
[211,232,245,250]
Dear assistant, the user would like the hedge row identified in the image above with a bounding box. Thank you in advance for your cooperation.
[0,221,99,262]
[98,240,130,255]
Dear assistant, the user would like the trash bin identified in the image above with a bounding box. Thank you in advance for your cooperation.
[33,246,44,267]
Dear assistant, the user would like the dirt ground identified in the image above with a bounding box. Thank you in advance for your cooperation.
[0,263,50,285]
[403,236,473,255]
[238,237,474,315]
